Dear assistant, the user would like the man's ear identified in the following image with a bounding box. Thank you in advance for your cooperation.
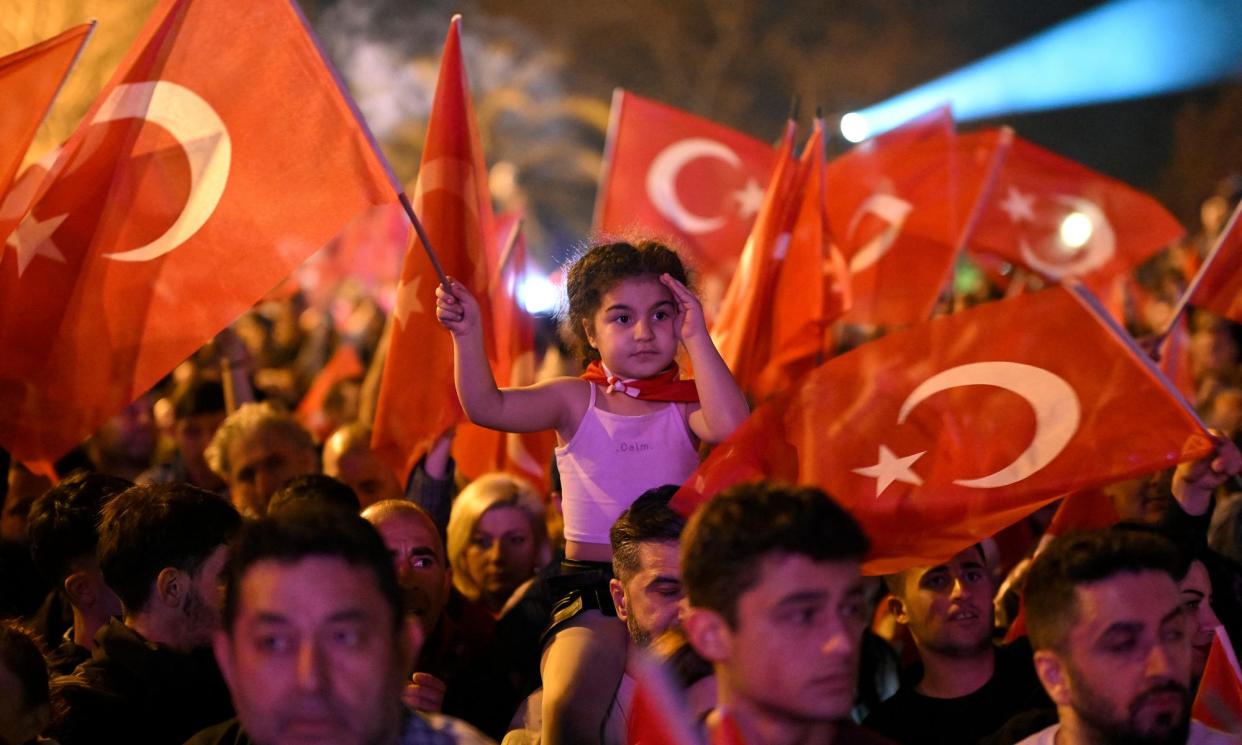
[1033,649,1070,706]
[154,567,186,608]
[683,605,731,664]
[609,578,628,621]
[887,594,910,625]
[64,571,97,608]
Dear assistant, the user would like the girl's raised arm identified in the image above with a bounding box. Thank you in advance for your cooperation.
[436,279,577,435]
[660,273,750,443]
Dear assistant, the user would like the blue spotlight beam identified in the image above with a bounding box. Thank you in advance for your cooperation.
[847,0,1242,141]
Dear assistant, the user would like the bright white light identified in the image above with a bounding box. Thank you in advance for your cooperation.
[517,272,560,315]
[1059,211,1093,249]
[840,112,871,143]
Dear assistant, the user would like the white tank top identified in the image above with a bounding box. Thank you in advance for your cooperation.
[556,384,700,545]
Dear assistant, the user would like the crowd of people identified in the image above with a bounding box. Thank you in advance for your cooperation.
[2,185,1242,745]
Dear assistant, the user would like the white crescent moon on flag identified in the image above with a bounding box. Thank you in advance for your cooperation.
[646,138,741,235]
[897,361,1081,488]
[1019,195,1115,280]
[100,81,232,262]
[846,193,913,273]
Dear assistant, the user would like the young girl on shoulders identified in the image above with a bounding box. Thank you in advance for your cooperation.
[436,239,748,745]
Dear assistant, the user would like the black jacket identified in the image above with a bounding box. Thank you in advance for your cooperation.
[51,619,234,745]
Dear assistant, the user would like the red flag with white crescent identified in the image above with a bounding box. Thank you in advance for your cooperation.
[0,0,397,463]
[967,132,1183,296]
[825,108,1007,326]
[595,90,776,319]
[0,22,92,246]
[372,16,496,478]
[674,285,1212,574]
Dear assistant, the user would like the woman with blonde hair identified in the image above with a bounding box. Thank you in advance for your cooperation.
[447,472,550,615]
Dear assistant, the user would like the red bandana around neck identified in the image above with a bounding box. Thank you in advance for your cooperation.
[581,361,699,402]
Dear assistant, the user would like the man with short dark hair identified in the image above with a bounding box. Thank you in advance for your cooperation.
[139,378,227,492]
[198,506,491,745]
[1018,529,1238,745]
[205,401,319,517]
[609,486,686,648]
[25,472,132,674]
[52,482,241,745]
[682,482,892,745]
[864,545,1047,744]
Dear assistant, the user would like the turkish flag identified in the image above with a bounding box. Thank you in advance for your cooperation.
[296,344,365,443]
[1193,627,1242,734]
[372,17,496,477]
[1189,200,1242,324]
[967,132,1183,296]
[0,22,92,246]
[595,90,777,319]
[625,652,700,745]
[300,202,408,312]
[674,285,1212,574]
[0,0,396,463]
[753,118,850,400]
[453,212,557,492]
[826,108,1008,326]
[709,121,800,398]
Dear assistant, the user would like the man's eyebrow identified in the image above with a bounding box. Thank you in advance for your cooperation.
[1182,589,1205,600]
[775,590,830,607]
[325,609,371,624]
[253,612,291,625]
[647,575,681,586]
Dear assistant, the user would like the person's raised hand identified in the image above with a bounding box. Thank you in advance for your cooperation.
[435,278,481,338]
[660,273,708,346]
[1172,430,1242,516]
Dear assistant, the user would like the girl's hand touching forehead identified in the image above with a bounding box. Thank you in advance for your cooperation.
[660,273,708,345]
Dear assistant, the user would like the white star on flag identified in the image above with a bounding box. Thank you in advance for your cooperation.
[731,178,764,219]
[853,444,926,498]
[393,275,424,329]
[998,187,1036,224]
[5,212,68,277]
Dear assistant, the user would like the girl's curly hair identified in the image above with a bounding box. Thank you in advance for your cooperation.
[560,240,692,366]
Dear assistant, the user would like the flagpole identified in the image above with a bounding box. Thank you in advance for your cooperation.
[1154,198,1242,346]
[492,217,524,290]
[397,192,451,289]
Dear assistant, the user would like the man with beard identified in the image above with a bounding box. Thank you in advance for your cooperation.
[1019,529,1239,745]
[51,483,241,745]
[201,505,490,745]
[865,545,1048,744]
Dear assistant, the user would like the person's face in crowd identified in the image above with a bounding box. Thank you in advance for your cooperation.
[891,546,994,658]
[216,556,415,745]
[584,276,680,380]
[226,426,318,517]
[1034,570,1192,745]
[690,554,867,724]
[610,540,683,647]
[174,412,226,479]
[0,657,49,745]
[465,504,538,611]
[368,510,450,634]
[323,444,402,509]
[1191,324,1239,380]
[1105,476,1174,526]
[179,544,231,650]
[1,465,49,544]
[1179,560,1220,680]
